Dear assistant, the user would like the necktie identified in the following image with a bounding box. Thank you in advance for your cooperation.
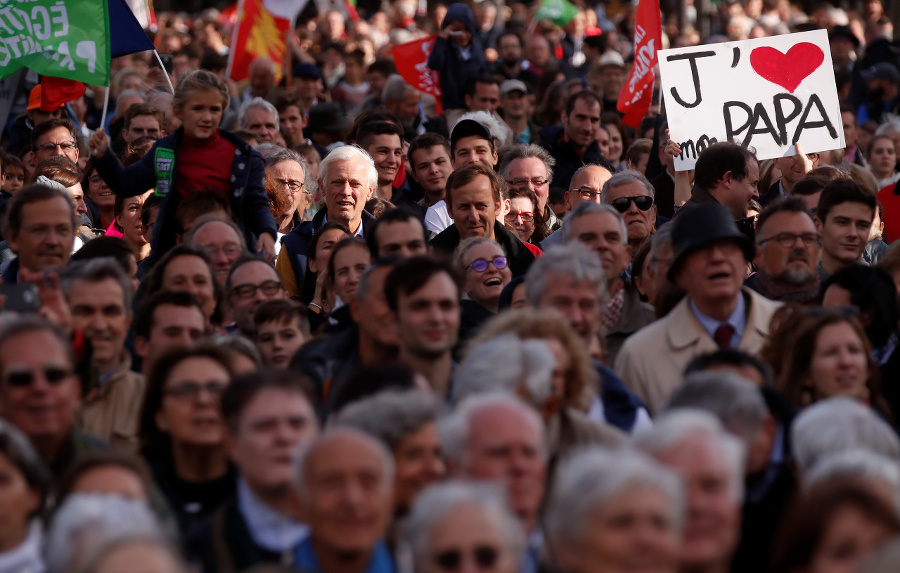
[714,324,735,349]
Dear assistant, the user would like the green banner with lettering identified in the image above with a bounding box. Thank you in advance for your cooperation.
[0,0,111,86]
[536,0,579,26]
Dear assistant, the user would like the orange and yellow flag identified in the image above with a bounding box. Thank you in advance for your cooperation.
[228,0,306,83]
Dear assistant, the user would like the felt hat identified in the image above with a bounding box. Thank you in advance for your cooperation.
[667,202,755,282]
[306,102,351,134]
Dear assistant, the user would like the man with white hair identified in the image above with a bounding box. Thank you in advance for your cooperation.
[439,393,547,573]
[635,410,746,573]
[277,145,377,299]
[791,397,900,475]
[292,428,396,573]
[239,97,280,144]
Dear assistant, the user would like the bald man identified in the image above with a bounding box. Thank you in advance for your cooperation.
[540,163,613,250]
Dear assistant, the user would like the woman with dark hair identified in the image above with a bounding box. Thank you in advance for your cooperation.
[138,344,236,538]
[114,191,153,261]
[770,478,900,573]
[144,245,223,327]
[320,236,370,330]
[506,187,549,244]
[763,305,892,421]
[0,420,50,573]
[83,159,116,230]
[601,113,632,171]
[299,221,349,305]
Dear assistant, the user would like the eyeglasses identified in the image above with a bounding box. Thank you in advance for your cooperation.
[89,175,106,185]
[164,381,228,400]
[507,178,548,189]
[231,279,283,298]
[575,187,602,201]
[610,196,654,213]
[3,365,72,387]
[468,256,508,272]
[36,141,77,153]
[204,244,242,258]
[276,178,304,193]
[433,546,500,571]
[757,232,820,248]
[505,211,535,223]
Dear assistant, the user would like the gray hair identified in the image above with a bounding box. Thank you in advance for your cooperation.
[116,89,145,110]
[524,242,607,307]
[806,450,900,510]
[792,397,900,474]
[330,390,443,449]
[561,201,628,244]
[405,481,525,573]
[497,143,556,186]
[249,56,277,77]
[545,448,685,548]
[453,335,556,407]
[265,148,316,197]
[46,493,164,573]
[601,169,655,203]
[875,119,900,138]
[634,409,746,502]
[239,96,280,131]
[76,537,188,573]
[455,237,506,270]
[293,427,395,501]
[439,392,546,471]
[63,257,133,313]
[663,371,767,443]
[185,215,248,250]
[382,74,415,103]
[318,144,379,192]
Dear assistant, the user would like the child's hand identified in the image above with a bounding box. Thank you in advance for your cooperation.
[258,233,276,263]
[90,130,109,158]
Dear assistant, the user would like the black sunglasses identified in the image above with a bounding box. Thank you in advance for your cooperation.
[433,546,500,571]
[3,366,72,387]
[610,196,654,213]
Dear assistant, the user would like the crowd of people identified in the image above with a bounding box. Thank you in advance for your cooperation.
[2,0,900,572]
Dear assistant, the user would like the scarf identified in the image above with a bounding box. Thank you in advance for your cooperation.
[0,521,44,573]
[754,270,820,304]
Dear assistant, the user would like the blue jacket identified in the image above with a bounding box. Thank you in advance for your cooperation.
[280,208,376,302]
[92,128,277,261]
[428,3,487,110]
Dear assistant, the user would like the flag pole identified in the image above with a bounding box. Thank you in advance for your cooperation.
[99,87,111,135]
[153,50,176,94]
[225,0,246,81]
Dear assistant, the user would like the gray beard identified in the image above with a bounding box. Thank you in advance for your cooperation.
[773,266,816,285]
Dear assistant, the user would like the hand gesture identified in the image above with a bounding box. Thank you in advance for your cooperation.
[89,130,109,158]
[664,129,681,159]
[258,233,276,263]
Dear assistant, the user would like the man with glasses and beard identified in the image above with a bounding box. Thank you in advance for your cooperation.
[745,197,822,304]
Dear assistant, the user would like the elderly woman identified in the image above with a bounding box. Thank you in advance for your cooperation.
[456,238,512,347]
[331,390,446,515]
[0,420,50,573]
[460,309,626,462]
[544,448,684,573]
[264,149,315,244]
[405,481,524,573]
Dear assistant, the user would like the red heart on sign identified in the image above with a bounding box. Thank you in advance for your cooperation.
[749,42,825,93]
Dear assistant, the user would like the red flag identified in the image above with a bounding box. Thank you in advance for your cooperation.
[228,0,306,83]
[392,35,443,115]
[617,0,661,128]
[40,77,86,111]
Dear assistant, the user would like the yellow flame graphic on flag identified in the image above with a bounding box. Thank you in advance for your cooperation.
[246,0,285,80]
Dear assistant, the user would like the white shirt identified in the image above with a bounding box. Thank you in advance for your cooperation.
[424,200,452,234]
[237,478,309,553]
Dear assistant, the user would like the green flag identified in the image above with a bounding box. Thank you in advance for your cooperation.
[0,0,111,86]
[536,0,579,26]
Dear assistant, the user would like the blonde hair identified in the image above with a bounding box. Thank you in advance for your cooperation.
[466,308,597,411]
[172,69,230,114]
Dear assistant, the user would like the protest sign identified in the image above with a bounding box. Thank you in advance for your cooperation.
[0,0,111,86]
[658,30,844,170]
[393,35,443,115]
[617,0,661,128]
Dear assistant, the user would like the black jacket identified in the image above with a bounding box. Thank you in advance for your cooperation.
[430,221,536,277]
[537,124,610,191]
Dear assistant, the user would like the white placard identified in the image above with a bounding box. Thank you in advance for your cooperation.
[658,30,845,171]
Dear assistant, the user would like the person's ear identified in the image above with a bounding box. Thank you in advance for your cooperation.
[155,409,171,433]
[814,216,823,233]
[722,170,734,187]
[134,336,148,359]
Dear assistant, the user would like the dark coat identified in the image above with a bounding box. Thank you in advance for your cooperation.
[427,3,487,110]
[290,325,362,420]
[649,170,676,219]
[537,124,609,191]
[5,115,32,156]
[92,127,277,262]
[594,361,647,433]
[758,180,783,207]
[430,221,536,278]
[279,208,377,303]
[185,497,281,573]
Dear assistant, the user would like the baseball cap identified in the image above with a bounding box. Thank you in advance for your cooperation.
[27,85,42,111]
[450,119,493,148]
[500,79,528,96]
[862,62,900,84]
[597,51,626,69]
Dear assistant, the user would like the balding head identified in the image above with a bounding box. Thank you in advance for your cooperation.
[566,164,613,211]
[187,217,246,286]
[294,428,394,557]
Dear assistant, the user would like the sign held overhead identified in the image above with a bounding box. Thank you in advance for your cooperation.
[658,30,844,171]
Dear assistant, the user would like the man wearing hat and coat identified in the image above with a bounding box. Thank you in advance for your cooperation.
[857,62,900,125]
[614,202,781,413]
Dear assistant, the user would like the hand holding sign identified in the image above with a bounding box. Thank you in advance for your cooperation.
[659,30,844,171]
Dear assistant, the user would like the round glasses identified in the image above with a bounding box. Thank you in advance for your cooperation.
[467,256,508,272]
